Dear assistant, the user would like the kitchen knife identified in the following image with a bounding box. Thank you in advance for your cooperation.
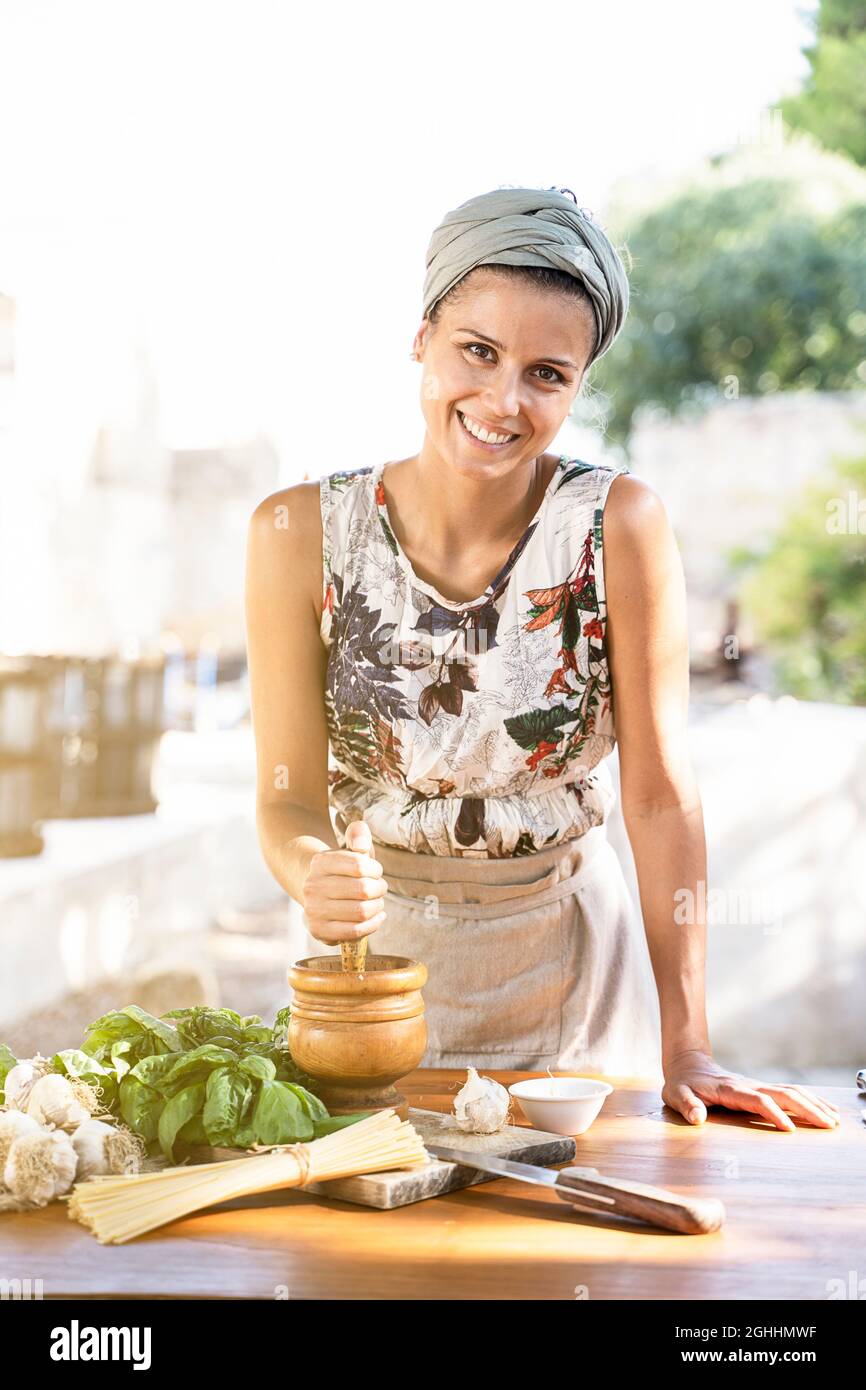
[425,1143,725,1235]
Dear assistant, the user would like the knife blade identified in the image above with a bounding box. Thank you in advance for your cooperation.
[427,1144,599,1193]
[425,1143,725,1235]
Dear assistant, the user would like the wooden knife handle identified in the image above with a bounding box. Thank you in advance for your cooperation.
[555,1167,725,1235]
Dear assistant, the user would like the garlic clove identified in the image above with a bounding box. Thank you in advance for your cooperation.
[71,1118,144,1179]
[2,1057,52,1111]
[453,1066,510,1134]
[23,1074,92,1131]
[0,1109,44,1171]
[3,1128,78,1206]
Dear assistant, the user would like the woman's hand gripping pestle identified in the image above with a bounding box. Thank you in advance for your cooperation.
[300,818,389,972]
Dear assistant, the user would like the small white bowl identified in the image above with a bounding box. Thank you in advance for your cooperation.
[509,1077,613,1135]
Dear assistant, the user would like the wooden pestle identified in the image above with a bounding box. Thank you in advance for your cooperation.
[340,936,369,972]
[339,820,376,972]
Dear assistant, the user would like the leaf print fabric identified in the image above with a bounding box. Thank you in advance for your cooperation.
[318,455,630,858]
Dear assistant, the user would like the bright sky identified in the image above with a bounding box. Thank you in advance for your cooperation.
[0,0,817,477]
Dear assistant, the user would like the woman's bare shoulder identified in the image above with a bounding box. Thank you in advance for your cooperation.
[603,472,674,555]
[247,480,324,620]
[605,470,668,526]
[602,471,684,621]
[249,479,322,533]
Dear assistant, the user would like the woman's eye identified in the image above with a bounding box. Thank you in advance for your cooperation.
[461,344,564,384]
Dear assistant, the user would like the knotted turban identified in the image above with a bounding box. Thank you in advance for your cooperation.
[422,186,629,365]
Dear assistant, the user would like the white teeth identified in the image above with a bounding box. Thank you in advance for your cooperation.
[459,411,516,445]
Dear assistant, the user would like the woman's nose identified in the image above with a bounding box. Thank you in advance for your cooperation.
[483,374,523,421]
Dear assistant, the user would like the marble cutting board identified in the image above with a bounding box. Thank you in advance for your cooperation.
[300,1107,577,1209]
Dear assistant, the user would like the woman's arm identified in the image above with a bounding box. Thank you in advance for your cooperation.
[602,475,838,1131]
[602,474,711,1069]
[244,482,339,905]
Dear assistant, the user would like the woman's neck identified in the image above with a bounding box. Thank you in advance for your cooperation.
[385,445,558,561]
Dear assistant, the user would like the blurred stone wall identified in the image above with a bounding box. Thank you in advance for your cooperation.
[606,694,866,1072]
[626,390,866,663]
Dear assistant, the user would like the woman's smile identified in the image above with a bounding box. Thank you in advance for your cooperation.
[455,408,520,450]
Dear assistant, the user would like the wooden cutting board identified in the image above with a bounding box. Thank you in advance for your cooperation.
[301,1108,577,1209]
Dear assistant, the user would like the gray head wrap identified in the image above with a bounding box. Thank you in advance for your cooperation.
[422,186,629,365]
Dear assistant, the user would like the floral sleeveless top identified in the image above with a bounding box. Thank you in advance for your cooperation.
[318,455,629,858]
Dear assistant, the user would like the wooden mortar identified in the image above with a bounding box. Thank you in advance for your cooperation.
[287,954,428,1121]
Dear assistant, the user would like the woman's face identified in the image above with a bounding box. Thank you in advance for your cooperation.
[413,268,596,472]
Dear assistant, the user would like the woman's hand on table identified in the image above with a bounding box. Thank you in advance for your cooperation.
[301,819,390,945]
[662,1049,841,1131]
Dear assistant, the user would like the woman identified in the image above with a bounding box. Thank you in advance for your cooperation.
[245,185,839,1133]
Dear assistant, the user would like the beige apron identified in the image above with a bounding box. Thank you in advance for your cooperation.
[346,824,664,1080]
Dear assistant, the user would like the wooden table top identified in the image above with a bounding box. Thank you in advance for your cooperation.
[3,1070,864,1300]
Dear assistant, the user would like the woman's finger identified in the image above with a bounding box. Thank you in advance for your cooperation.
[756,1084,839,1128]
[781,1084,841,1116]
[665,1082,707,1125]
[318,894,389,923]
[308,874,389,907]
[314,911,386,943]
[311,849,385,881]
[325,874,390,901]
[717,1080,795,1132]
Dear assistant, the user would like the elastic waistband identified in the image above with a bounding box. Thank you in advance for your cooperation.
[372,823,609,919]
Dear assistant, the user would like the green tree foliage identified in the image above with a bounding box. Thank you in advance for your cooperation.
[588,144,866,448]
[779,0,866,167]
[731,446,866,704]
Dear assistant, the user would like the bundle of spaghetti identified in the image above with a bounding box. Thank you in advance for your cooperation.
[66,1108,429,1244]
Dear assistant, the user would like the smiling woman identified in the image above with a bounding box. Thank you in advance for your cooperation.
[245,184,840,1131]
[423,262,598,491]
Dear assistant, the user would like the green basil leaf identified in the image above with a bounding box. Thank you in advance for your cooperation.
[284,1084,329,1124]
[237,1055,276,1083]
[53,1047,111,1078]
[157,1045,239,1096]
[252,1080,313,1145]
[82,1006,180,1063]
[202,1069,252,1148]
[120,1005,181,1053]
[158,1081,207,1161]
[240,1025,273,1049]
[177,1113,208,1147]
[109,1038,134,1081]
[130,1052,188,1091]
[119,1074,163,1143]
[0,1043,18,1100]
[83,1009,141,1037]
[271,1006,292,1046]
[162,1008,248,1049]
[81,1012,144,1059]
[313,1113,374,1137]
[232,1117,258,1148]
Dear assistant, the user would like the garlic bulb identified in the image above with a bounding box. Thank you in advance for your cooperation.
[2,1056,52,1110]
[3,1128,78,1207]
[70,1119,145,1179]
[453,1066,510,1134]
[0,1109,43,1170]
[23,1074,95,1131]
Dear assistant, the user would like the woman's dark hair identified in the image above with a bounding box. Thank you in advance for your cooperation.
[426,263,598,361]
